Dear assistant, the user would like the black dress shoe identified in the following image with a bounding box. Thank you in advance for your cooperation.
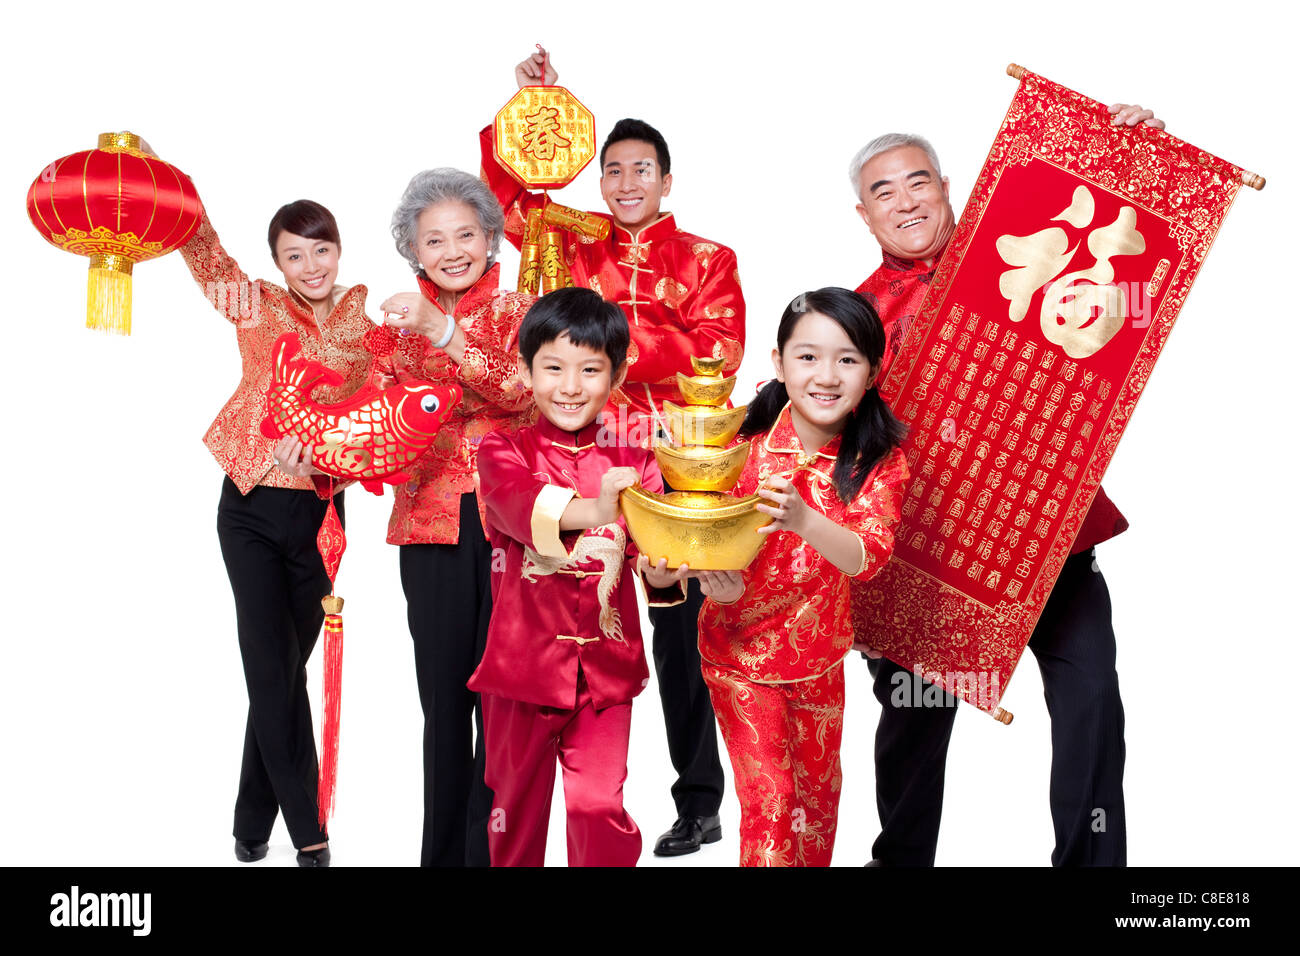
[296,845,331,868]
[234,839,268,863]
[653,814,722,857]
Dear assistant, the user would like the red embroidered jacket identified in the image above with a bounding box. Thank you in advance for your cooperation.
[856,252,1127,552]
[469,416,684,710]
[378,264,536,545]
[698,405,909,683]
[180,210,374,494]
[480,125,746,432]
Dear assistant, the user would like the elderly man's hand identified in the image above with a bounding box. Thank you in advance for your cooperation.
[515,46,558,88]
[1109,103,1166,130]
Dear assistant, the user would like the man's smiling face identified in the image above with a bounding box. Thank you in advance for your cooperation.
[856,145,955,265]
[600,138,672,234]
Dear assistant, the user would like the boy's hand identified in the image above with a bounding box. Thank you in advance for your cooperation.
[697,570,745,605]
[755,476,810,536]
[597,466,640,525]
[638,555,689,590]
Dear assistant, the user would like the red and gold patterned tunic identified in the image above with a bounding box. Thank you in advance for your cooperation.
[379,263,536,545]
[180,211,375,494]
[480,126,746,432]
[699,405,909,683]
[469,415,684,710]
[856,251,1126,552]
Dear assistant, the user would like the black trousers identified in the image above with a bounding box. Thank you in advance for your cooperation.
[646,480,726,820]
[216,477,338,850]
[399,493,494,867]
[869,548,1127,866]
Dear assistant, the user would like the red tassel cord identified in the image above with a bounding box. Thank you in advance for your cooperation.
[315,490,347,826]
[317,599,344,825]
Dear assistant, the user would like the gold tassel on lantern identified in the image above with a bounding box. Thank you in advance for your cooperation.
[86,254,134,335]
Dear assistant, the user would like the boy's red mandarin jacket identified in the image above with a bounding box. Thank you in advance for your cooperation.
[377,264,536,545]
[180,210,375,493]
[480,126,745,432]
[468,416,685,710]
[699,405,910,683]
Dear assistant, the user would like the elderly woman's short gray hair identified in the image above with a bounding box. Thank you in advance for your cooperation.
[391,168,506,273]
[847,133,943,199]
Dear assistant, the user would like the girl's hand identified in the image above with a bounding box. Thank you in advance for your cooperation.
[273,436,318,478]
[755,476,810,536]
[380,293,450,344]
[697,570,744,605]
[515,46,558,87]
[596,466,640,526]
[638,555,689,590]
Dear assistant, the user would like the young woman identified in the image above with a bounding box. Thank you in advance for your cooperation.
[178,180,375,867]
[695,287,909,866]
[377,169,536,867]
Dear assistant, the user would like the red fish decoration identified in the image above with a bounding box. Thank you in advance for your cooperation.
[259,330,461,824]
[260,332,460,493]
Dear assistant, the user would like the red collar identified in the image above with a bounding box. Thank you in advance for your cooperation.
[284,283,367,327]
[416,262,502,317]
[878,243,948,275]
[763,403,842,465]
[534,413,604,452]
[612,212,677,244]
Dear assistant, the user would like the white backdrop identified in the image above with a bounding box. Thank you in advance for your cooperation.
[1,0,1293,867]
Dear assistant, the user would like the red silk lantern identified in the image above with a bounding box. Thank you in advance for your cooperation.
[26,131,202,334]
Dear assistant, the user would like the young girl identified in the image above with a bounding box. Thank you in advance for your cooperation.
[696,286,909,867]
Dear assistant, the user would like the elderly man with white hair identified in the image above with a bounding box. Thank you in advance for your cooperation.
[847,104,1163,867]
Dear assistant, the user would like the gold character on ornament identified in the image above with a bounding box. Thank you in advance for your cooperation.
[521,106,572,161]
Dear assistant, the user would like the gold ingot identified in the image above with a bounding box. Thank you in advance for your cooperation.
[620,487,771,571]
[690,355,727,376]
[675,371,736,407]
[663,401,746,448]
[655,441,749,492]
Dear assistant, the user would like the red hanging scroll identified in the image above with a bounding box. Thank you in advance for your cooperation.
[852,65,1263,721]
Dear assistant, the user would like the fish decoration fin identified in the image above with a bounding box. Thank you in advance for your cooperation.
[271,331,345,394]
[360,478,388,496]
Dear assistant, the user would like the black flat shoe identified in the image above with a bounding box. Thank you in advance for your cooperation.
[234,839,268,863]
[653,814,722,857]
[296,846,331,868]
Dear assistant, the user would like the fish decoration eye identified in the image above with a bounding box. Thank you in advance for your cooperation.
[420,394,440,414]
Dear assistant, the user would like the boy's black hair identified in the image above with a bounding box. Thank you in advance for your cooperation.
[740,287,906,502]
[600,118,671,176]
[518,287,630,371]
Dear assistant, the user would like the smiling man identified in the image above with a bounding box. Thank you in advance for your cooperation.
[478,48,742,858]
[848,109,1160,867]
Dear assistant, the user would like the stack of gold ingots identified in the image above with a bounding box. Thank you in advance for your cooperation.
[620,356,771,571]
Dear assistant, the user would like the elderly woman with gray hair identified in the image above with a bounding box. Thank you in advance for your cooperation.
[378,168,536,867]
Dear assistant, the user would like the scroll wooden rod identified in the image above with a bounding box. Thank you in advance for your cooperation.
[1005,63,1266,190]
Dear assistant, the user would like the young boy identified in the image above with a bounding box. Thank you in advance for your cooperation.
[469,287,687,867]
[482,45,740,857]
